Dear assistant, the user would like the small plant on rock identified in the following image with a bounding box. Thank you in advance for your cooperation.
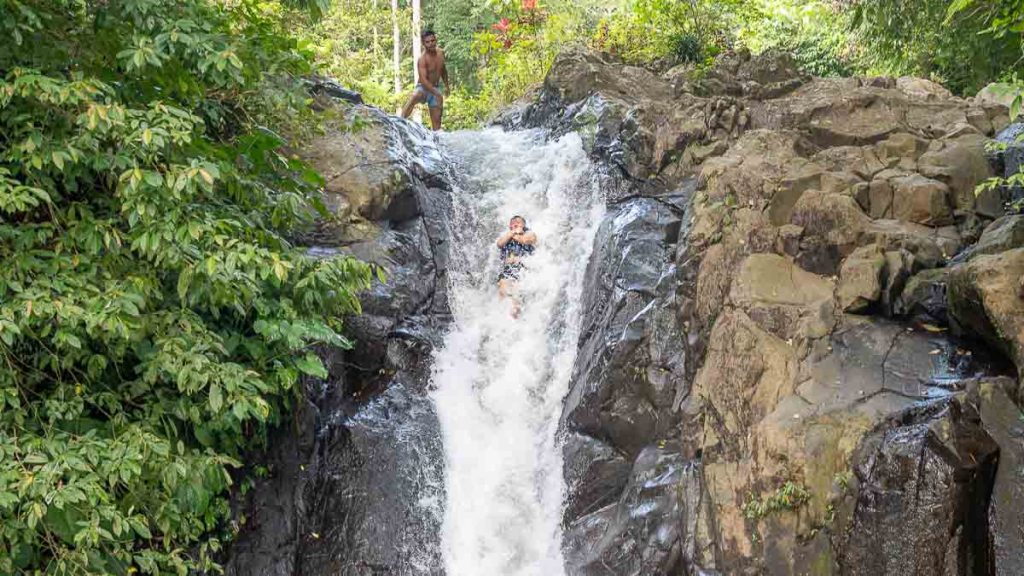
[742,480,811,520]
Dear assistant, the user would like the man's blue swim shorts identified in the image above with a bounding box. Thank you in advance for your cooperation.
[414,84,442,108]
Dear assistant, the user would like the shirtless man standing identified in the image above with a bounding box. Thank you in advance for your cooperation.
[401,29,449,131]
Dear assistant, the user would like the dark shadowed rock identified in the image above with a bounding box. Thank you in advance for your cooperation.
[346,218,437,318]
[895,267,949,323]
[306,75,364,105]
[562,433,632,522]
[970,215,1024,258]
[560,197,683,458]
[564,445,713,576]
[948,248,1024,369]
[971,379,1024,576]
[300,378,444,576]
[226,107,453,576]
[837,398,999,576]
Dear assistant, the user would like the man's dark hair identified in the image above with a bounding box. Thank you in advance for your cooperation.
[422,29,436,40]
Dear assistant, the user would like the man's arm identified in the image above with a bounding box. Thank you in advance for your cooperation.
[441,52,450,91]
[496,230,516,247]
[518,231,537,245]
[418,57,442,97]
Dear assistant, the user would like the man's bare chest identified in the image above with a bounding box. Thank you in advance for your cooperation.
[422,54,444,75]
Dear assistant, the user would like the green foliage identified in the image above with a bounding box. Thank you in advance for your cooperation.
[446,1,600,128]
[834,470,853,491]
[737,1,853,77]
[593,0,739,66]
[848,0,1022,95]
[425,0,501,90]
[300,0,415,111]
[742,481,811,520]
[0,0,372,573]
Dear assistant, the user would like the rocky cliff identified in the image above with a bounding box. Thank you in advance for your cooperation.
[225,106,453,575]
[225,51,1024,576]
[509,49,1024,575]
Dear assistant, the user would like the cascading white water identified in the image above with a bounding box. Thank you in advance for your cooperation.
[429,128,604,576]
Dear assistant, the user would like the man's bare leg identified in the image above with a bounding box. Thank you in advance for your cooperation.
[497,279,520,318]
[401,90,424,119]
[429,103,443,131]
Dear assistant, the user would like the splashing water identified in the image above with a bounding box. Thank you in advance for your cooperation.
[429,128,604,576]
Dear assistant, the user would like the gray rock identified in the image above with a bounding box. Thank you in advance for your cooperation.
[561,197,684,457]
[347,218,437,318]
[838,399,999,575]
[300,379,445,576]
[563,433,632,522]
[837,245,886,312]
[564,445,711,576]
[970,379,1024,576]
[895,267,949,323]
[972,215,1024,257]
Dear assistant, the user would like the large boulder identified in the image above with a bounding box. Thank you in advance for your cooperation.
[969,215,1024,258]
[560,197,683,455]
[728,253,836,339]
[948,248,1024,370]
[896,76,953,100]
[790,190,871,274]
[916,135,992,211]
[564,445,714,576]
[835,396,999,575]
[889,174,954,226]
[837,246,886,312]
[301,107,441,244]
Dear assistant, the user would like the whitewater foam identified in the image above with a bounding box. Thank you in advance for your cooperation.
[429,128,604,576]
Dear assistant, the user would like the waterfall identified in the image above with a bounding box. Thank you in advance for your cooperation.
[429,128,604,576]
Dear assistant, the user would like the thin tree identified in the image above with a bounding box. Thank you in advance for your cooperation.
[411,0,423,123]
[392,0,401,114]
[373,0,379,57]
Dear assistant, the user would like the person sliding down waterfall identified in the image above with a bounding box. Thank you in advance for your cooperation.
[496,215,537,318]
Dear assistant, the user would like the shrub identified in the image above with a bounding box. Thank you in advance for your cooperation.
[0,1,371,573]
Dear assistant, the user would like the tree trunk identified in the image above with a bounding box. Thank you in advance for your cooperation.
[392,0,401,115]
[373,0,379,57]
[411,0,422,123]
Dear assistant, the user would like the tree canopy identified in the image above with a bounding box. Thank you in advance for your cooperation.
[0,1,372,573]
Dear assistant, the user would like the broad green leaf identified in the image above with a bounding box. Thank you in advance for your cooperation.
[295,353,328,379]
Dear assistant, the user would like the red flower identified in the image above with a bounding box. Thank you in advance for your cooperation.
[492,17,511,33]
[521,0,537,10]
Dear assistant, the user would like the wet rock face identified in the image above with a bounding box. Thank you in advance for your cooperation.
[520,48,1024,576]
[300,378,444,575]
[559,194,687,524]
[225,105,453,576]
[837,398,999,576]
[564,445,714,576]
